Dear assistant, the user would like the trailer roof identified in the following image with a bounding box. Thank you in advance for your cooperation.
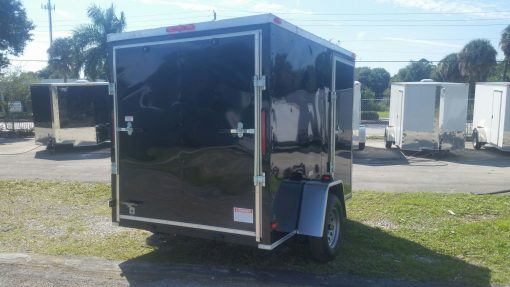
[476,82,510,86]
[31,82,108,87]
[392,82,468,86]
[107,13,354,58]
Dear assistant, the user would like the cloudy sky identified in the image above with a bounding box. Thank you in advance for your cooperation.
[10,0,510,75]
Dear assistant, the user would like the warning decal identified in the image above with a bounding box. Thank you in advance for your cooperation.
[233,207,253,224]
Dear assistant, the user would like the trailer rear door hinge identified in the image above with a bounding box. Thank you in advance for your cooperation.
[111,163,118,174]
[108,198,116,207]
[108,83,116,95]
[253,173,266,187]
[253,75,266,90]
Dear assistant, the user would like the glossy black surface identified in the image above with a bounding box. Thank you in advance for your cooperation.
[334,60,354,198]
[115,34,257,231]
[30,86,52,128]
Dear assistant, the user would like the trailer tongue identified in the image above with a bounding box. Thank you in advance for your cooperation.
[109,14,355,262]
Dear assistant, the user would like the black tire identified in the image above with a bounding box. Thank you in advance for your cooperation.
[472,131,483,150]
[359,142,365,150]
[385,141,392,149]
[308,193,344,262]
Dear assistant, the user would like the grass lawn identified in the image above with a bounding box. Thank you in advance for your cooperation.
[0,180,508,286]
[377,111,389,119]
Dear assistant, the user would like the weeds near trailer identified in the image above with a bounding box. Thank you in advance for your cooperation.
[0,180,508,286]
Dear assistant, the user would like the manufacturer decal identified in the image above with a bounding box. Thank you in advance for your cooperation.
[233,207,253,224]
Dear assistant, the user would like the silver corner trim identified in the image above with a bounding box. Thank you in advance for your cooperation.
[119,215,256,237]
[258,230,297,250]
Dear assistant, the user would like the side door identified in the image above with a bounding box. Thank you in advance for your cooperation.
[112,31,264,239]
[331,55,354,199]
[491,90,503,145]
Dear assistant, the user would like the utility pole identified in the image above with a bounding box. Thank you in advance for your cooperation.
[42,0,55,45]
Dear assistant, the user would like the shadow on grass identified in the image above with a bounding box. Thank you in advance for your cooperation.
[119,220,490,287]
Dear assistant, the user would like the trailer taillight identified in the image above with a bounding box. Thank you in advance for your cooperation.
[271,221,278,230]
[166,24,195,33]
[273,17,282,25]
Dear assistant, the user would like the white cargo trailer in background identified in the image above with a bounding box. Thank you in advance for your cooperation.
[472,83,510,151]
[353,81,366,150]
[385,81,469,151]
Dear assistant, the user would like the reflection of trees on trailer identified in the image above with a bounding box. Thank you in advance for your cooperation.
[109,14,355,262]
[472,83,510,151]
[30,82,112,152]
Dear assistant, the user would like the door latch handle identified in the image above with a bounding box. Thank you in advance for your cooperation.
[230,122,254,138]
[118,122,134,136]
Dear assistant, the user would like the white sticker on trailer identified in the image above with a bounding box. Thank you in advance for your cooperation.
[125,116,134,122]
[233,207,253,224]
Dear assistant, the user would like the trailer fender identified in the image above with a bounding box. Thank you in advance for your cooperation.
[298,180,343,237]
[474,127,487,143]
[385,126,396,142]
[359,124,366,144]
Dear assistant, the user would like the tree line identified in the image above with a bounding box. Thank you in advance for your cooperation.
[356,31,510,101]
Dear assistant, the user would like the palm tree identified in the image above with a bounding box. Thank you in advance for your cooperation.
[500,25,510,81]
[47,37,79,82]
[435,53,463,82]
[458,39,497,93]
[73,4,126,80]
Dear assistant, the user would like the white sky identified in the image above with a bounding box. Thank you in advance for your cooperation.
[10,0,510,75]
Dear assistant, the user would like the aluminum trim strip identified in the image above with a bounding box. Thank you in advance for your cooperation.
[107,14,353,58]
[119,215,256,237]
[258,230,297,250]
[112,31,260,51]
[112,48,120,222]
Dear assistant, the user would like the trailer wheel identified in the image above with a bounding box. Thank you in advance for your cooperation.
[385,141,392,149]
[359,142,365,150]
[309,193,343,262]
[472,131,483,150]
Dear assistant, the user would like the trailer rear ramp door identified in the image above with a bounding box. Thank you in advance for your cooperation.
[113,31,262,237]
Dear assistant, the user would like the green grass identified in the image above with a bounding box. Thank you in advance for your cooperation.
[0,180,509,286]
[377,111,389,118]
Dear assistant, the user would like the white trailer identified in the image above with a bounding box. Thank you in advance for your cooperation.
[472,82,510,151]
[352,81,366,150]
[385,81,469,151]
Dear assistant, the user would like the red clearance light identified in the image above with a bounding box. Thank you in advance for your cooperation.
[273,17,282,25]
[271,222,279,230]
[321,174,332,182]
[352,52,357,59]
[166,24,195,33]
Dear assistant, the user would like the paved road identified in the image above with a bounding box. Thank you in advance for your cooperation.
[0,253,458,287]
[1,137,509,193]
[0,138,110,183]
[353,139,510,194]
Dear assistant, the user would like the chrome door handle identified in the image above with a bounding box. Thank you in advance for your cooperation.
[118,121,134,136]
[230,122,254,138]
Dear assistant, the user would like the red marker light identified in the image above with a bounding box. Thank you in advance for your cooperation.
[166,24,195,33]
[321,174,332,182]
[271,222,279,230]
[273,17,282,25]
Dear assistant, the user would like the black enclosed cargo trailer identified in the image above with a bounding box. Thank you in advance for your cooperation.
[30,82,112,151]
[108,14,355,261]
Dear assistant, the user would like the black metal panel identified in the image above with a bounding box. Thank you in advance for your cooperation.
[30,85,53,128]
[334,60,354,198]
[115,34,257,232]
[57,86,96,128]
